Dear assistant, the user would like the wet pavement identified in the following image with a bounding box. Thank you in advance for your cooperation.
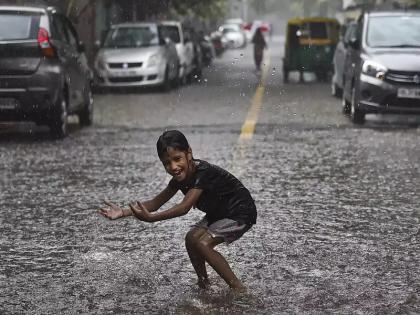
[1,36,420,314]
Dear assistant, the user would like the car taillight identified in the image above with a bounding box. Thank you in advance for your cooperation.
[38,27,55,58]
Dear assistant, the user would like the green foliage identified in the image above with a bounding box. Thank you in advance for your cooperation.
[170,0,227,20]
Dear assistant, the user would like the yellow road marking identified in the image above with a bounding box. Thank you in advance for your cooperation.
[239,49,270,140]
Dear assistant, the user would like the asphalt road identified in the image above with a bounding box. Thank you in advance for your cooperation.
[1,35,420,314]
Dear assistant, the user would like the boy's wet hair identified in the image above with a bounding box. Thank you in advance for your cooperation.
[157,130,190,159]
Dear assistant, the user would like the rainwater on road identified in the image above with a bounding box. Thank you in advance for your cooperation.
[1,35,420,314]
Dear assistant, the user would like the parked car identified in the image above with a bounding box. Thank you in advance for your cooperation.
[0,4,93,138]
[219,24,247,49]
[331,22,357,97]
[342,11,420,124]
[160,21,194,83]
[94,22,179,91]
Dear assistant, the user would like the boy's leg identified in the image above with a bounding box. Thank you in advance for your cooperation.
[185,227,209,287]
[196,232,246,292]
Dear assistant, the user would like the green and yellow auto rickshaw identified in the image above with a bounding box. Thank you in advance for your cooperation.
[283,17,340,82]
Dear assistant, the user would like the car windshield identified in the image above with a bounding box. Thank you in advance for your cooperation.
[103,25,159,48]
[367,15,420,47]
[0,12,40,40]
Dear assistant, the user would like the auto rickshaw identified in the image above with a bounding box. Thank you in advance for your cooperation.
[283,17,340,82]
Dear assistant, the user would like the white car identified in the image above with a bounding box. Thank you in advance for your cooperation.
[160,21,195,82]
[94,22,179,90]
[219,24,246,48]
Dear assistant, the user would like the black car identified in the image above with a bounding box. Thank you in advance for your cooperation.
[0,5,93,138]
[342,11,420,124]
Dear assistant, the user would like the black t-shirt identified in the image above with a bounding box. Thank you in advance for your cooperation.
[169,159,257,225]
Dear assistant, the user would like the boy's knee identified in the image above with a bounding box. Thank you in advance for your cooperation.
[196,234,214,252]
[185,228,202,247]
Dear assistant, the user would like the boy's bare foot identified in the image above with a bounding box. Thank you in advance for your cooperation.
[197,277,210,289]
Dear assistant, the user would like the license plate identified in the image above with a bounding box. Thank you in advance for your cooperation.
[112,70,137,77]
[397,88,420,99]
[0,98,18,109]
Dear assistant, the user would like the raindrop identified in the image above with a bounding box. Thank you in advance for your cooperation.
[204,78,207,82]
[240,53,244,57]
[194,75,198,78]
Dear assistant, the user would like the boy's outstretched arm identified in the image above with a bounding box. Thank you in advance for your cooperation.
[130,188,202,222]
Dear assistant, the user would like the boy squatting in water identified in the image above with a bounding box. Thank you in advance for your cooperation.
[99,130,257,292]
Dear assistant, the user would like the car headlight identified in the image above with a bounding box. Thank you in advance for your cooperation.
[362,60,387,80]
[147,54,161,67]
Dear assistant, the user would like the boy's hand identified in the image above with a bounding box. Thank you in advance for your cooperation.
[99,200,124,220]
[129,202,152,222]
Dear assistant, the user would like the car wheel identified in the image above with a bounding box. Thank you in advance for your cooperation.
[350,86,365,124]
[79,83,94,126]
[49,90,68,139]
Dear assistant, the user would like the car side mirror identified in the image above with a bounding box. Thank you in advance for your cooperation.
[78,41,85,52]
[348,37,360,49]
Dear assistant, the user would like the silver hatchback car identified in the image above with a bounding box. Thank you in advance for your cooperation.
[94,22,179,90]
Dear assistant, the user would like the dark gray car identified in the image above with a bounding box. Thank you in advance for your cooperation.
[342,11,420,124]
[0,5,93,138]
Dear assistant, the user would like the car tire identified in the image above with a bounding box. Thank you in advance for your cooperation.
[350,86,365,124]
[79,82,94,126]
[49,89,68,139]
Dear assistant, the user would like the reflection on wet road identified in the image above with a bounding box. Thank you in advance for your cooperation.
[1,36,420,314]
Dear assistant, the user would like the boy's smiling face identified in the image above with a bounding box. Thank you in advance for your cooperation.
[160,147,193,182]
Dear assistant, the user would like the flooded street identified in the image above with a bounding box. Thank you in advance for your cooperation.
[1,36,420,314]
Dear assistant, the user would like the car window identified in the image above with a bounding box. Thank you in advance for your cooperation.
[367,15,420,47]
[0,11,40,40]
[160,25,180,43]
[104,25,160,48]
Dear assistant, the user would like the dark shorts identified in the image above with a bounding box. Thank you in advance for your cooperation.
[192,217,253,244]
